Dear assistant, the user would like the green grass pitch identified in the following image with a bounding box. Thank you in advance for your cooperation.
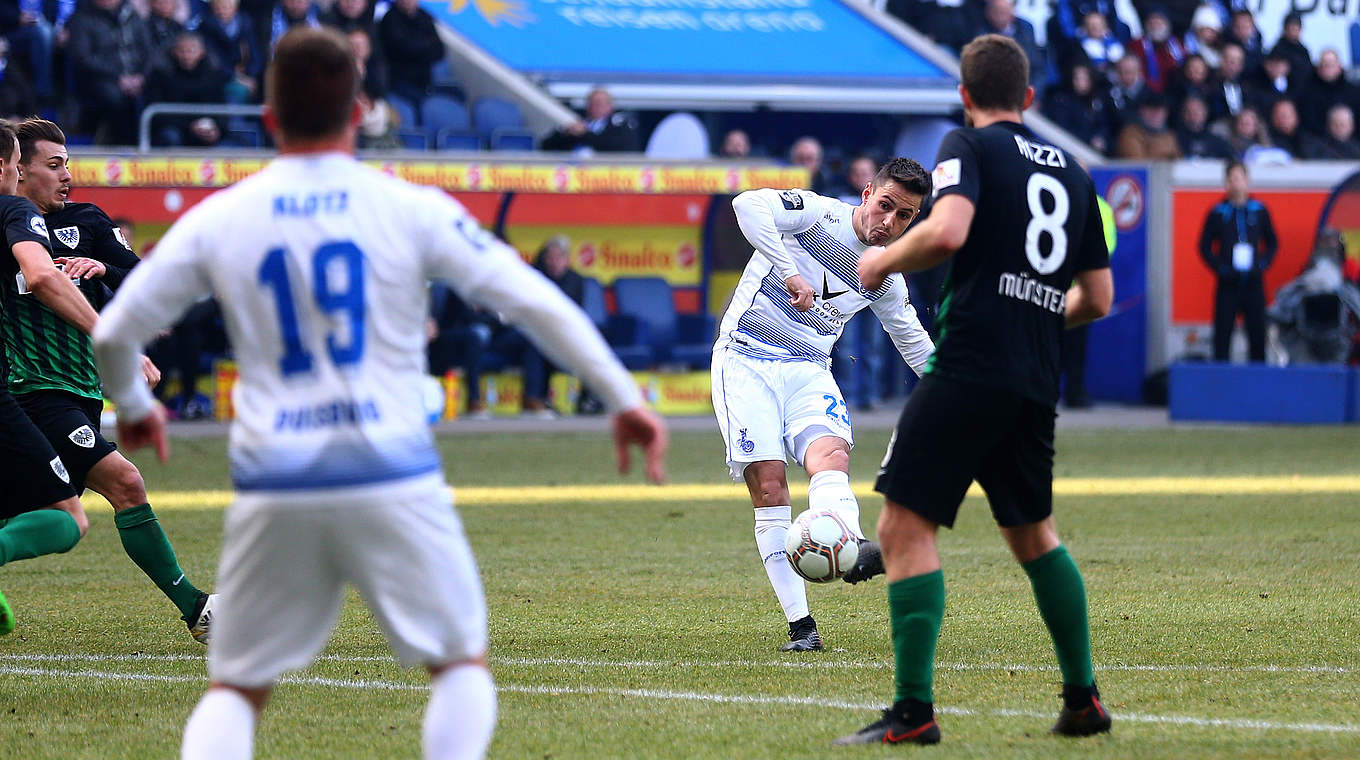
[1,425,1357,758]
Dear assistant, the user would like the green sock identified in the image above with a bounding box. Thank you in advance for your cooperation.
[1023,545,1095,688]
[114,504,202,617]
[0,509,81,566]
[889,570,946,704]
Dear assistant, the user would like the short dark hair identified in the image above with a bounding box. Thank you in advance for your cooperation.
[266,27,358,140]
[0,119,16,166]
[1225,159,1247,179]
[16,118,65,165]
[959,34,1029,112]
[873,156,931,198]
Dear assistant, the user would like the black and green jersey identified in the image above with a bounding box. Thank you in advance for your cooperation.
[0,194,59,394]
[924,122,1110,406]
[1,201,138,400]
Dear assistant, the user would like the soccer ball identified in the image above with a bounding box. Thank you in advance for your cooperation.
[785,510,859,583]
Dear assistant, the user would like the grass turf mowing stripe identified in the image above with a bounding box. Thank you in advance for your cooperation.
[2,663,1357,734]
[4,653,1354,675]
[77,474,1360,512]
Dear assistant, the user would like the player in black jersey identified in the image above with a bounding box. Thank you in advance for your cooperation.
[835,35,1114,746]
[8,118,216,643]
[0,119,93,636]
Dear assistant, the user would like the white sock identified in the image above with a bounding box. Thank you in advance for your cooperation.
[808,470,865,539]
[423,664,497,760]
[182,688,256,760]
[753,505,809,622]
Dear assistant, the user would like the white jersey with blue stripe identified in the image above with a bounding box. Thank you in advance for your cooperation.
[93,153,641,494]
[715,188,933,373]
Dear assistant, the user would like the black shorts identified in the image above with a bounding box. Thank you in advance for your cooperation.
[0,389,78,518]
[16,390,116,494]
[875,374,1055,529]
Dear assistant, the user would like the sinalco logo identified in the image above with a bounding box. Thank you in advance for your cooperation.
[447,0,534,26]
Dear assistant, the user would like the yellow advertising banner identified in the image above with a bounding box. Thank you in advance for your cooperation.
[67,156,807,194]
[508,226,701,285]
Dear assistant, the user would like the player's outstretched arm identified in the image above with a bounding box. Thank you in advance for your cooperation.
[731,189,819,310]
[14,240,99,334]
[612,407,669,484]
[858,195,973,290]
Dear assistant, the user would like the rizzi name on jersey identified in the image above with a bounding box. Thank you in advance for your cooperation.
[1013,136,1067,169]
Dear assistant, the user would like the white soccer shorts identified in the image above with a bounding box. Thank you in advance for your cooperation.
[711,348,854,481]
[207,474,488,687]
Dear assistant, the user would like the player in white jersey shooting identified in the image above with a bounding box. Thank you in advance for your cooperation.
[713,158,935,651]
[92,28,667,760]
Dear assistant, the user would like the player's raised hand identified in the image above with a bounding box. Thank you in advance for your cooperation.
[784,274,815,311]
[117,403,170,464]
[857,247,889,291]
[612,406,669,484]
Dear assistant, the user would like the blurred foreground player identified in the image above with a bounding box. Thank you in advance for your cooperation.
[93,28,668,760]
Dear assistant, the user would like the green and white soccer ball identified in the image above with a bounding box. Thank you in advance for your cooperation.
[785,509,859,583]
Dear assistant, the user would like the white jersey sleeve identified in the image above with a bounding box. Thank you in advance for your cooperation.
[731,188,826,281]
[415,189,642,413]
[93,205,214,422]
[869,274,934,377]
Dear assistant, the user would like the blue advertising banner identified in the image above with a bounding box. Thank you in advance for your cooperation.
[428,0,952,83]
[1087,167,1149,403]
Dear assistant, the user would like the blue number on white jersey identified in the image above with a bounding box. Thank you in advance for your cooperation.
[259,241,367,377]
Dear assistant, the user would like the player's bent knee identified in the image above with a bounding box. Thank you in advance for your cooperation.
[806,446,849,475]
[744,463,790,506]
[54,498,89,539]
[210,682,272,712]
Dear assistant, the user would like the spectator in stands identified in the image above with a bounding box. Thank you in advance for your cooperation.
[1270,12,1311,89]
[1077,11,1125,76]
[148,299,226,420]
[834,154,877,205]
[1177,94,1234,158]
[541,87,641,153]
[977,0,1044,89]
[1225,9,1263,72]
[787,135,830,193]
[0,38,37,119]
[1225,106,1269,159]
[886,0,981,54]
[1265,98,1303,158]
[1302,104,1360,160]
[1048,0,1130,57]
[1,0,54,102]
[1199,160,1277,362]
[147,0,187,66]
[145,32,232,147]
[1248,50,1299,114]
[1302,49,1360,137]
[377,0,444,105]
[1167,53,1217,116]
[66,0,154,145]
[322,0,375,33]
[519,236,588,417]
[427,283,494,419]
[192,0,264,103]
[1043,61,1113,154]
[1210,42,1249,122]
[1131,6,1184,95]
[719,128,751,159]
[269,0,320,52]
[1183,4,1222,69]
[348,28,399,149]
[1105,54,1146,132]
[1116,90,1182,159]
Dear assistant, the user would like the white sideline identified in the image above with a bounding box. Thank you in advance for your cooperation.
[2,652,1354,675]
[1,662,1357,735]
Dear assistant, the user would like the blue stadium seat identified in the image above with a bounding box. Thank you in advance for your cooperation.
[472,97,523,143]
[436,129,481,151]
[394,128,429,150]
[582,278,651,369]
[490,128,535,151]
[613,277,713,369]
[421,95,472,137]
[388,94,419,128]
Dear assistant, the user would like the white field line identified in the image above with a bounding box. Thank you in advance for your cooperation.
[1,652,1355,675]
[1,663,1357,735]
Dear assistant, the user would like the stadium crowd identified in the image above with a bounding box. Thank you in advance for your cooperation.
[3,0,1358,161]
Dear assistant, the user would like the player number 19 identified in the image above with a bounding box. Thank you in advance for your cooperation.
[1024,173,1069,275]
[258,241,367,377]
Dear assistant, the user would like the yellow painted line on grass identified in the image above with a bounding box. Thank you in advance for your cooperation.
[83,475,1360,512]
